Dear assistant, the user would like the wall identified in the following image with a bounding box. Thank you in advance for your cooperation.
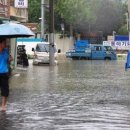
[0,0,10,18]
[17,34,74,55]
[10,0,28,22]
[11,34,74,68]
[54,34,74,54]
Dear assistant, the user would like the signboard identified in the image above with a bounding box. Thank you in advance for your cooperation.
[103,41,130,50]
[15,0,28,8]
[115,35,129,41]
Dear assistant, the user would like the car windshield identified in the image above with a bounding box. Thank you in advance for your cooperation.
[36,44,57,52]
[36,44,49,52]
[104,46,113,51]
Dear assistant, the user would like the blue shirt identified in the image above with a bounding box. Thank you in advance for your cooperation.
[0,49,9,73]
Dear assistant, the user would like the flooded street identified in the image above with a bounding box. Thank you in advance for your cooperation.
[1,59,130,130]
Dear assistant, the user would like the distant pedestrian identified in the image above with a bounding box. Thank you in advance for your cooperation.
[0,38,10,111]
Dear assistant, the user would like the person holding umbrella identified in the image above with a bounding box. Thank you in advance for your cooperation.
[0,22,34,111]
[0,38,10,111]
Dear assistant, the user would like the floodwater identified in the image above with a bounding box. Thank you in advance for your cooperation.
[1,59,130,130]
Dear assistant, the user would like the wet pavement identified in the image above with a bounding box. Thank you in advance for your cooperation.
[1,59,130,130]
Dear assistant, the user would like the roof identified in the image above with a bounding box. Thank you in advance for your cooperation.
[17,38,44,42]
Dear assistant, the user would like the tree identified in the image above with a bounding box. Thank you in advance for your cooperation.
[93,0,124,35]
[55,0,102,37]
[117,0,128,34]
[28,0,41,23]
[55,0,125,35]
[28,0,49,32]
[118,24,128,35]
[28,0,127,35]
[55,0,98,29]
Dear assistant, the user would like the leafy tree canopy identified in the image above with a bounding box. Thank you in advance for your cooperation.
[55,0,100,26]
[28,0,127,35]
[55,0,125,34]
[28,0,41,23]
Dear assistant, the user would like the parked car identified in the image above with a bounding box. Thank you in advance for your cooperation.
[32,42,61,65]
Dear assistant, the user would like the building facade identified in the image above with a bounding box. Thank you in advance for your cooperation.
[0,0,10,21]
[0,0,28,22]
[10,0,28,22]
[0,0,29,69]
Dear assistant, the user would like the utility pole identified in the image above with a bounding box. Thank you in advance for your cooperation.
[128,0,130,45]
[49,0,55,66]
[41,0,45,39]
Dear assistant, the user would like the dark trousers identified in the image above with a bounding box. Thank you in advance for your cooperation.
[0,73,9,97]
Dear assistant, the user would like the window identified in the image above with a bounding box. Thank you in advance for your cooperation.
[104,46,113,51]
[36,44,57,53]
[94,46,102,51]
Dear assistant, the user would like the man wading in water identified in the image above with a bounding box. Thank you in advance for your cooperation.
[0,38,10,111]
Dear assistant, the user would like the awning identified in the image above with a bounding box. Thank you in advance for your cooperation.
[0,17,10,23]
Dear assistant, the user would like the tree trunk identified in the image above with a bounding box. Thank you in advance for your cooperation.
[70,24,73,39]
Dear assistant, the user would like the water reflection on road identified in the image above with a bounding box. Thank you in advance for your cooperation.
[1,60,130,130]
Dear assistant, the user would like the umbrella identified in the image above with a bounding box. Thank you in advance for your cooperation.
[0,22,34,38]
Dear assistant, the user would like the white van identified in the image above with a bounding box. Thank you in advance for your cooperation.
[32,42,60,65]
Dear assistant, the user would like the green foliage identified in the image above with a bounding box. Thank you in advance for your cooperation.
[28,0,49,32]
[118,24,128,35]
[28,0,41,23]
[93,0,124,34]
[55,0,126,34]
[28,0,128,35]
[55,0,98,27]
